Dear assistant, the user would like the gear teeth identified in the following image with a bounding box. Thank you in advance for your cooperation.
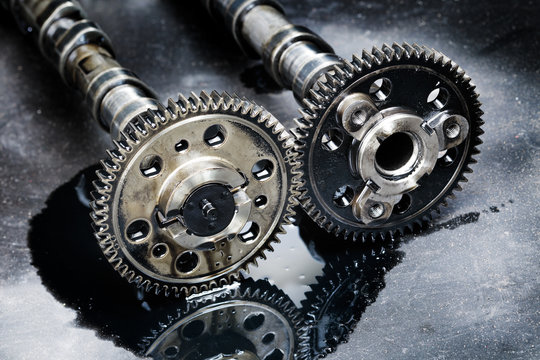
[92,92,299,298]
[294,43,484,241]
[175,93,189,113]
[209,90,223,107]
[361,49,375,66]
[301,252,403,358]
[167,97,182,115]
[199,90,212,108]
[308,88,326,105]
[371,45,386,63]
[148,108,166,124]
[325,72,342,87]
[157,102,172,120]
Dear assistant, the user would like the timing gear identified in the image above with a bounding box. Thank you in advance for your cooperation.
[4,0,300,296]
[202,0,484,241]
[138,279,310,360]
[91,92,299,296]
[296,43,483,240]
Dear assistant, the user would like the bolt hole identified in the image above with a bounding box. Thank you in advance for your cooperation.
[139,155,162,178]
[393,194,412,215]
[262,332,275,344]
[238,222,259,242]
[152,243,168,258]
[175,139,189,153]
[437,147,459,167]
[203,124,227,147]
[254,195,268,208]
[333,185,355,207]
[182,319,205,339]
[369,78,392,101]
[176,251,199,273]
[264,349,285,360]
[368,203,385,219]
[244,313,265,331]
[252,160,274,181]
[321,128,344,152]
[375,132,415,172]
[445,122,461,139]
[126,219,150,242]
[427,87,450,109]
[163,346,179,358]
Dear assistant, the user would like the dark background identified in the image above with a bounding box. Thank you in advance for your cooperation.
[0,0,538,359]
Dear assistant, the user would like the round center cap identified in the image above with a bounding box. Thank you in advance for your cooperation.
[182,183,236,237]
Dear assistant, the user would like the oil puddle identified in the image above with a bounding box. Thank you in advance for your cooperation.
[27,164,405,359]
[416,200,511,236]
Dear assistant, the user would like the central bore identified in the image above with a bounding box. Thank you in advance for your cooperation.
[375,132,415,172]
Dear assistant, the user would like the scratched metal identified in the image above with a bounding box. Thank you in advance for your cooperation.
[0,0,539,359]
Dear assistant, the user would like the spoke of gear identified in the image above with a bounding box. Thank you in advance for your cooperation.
[91,91,301,297]
[301,245,404,359]
[294,43,484,241]
[138,279,310,360]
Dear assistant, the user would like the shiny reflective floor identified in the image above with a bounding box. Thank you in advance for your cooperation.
[0,1,539,359]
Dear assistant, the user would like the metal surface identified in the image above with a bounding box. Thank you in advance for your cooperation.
[0,0,539,359]
[202,0,484,240]
[92,93,299,296]
[2,0,158,137]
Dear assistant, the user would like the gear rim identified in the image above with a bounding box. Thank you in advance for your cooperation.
[294,42,484,241]
[91,91,301,297]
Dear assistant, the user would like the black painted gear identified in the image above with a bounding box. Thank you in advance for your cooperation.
[294,42,484,241]
[301,245,403,358]
[138,279,310,360]
[90,91,301,297]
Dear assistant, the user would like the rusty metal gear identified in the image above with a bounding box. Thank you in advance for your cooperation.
[91,91,301,297]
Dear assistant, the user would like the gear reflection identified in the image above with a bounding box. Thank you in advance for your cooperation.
[28,166,405,359]
[139,279,308,360]
[296,213,404,358]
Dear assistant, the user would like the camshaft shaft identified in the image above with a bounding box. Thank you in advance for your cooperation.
[1,0,158,138]
[203,0,341,101]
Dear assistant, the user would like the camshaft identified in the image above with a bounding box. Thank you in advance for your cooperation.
[1,0,158,138]
[3,0,298,297]
[203,0,340,101]
[202,0,484,240]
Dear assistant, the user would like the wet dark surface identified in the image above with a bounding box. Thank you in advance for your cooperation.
[1,0,539,359]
